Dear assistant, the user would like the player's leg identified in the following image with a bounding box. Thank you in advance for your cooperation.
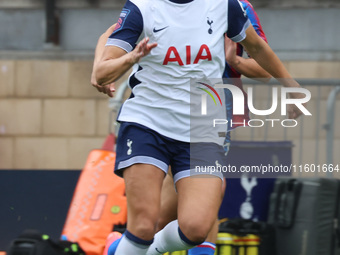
[156,173,219,255]
[105,173,177,255]
[156,173,227,255]
[185,130,230,255]
[157,171,178,231]
[147,176,223,255]
[146,141,225,255]
[108,122,170,255]
[124,164,165,239]
[187,179,226,255]
[114,164,165,255]
[177,177,223,243]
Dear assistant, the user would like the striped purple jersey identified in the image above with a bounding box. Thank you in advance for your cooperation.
[224,0,267,79]
[224,0,267,130]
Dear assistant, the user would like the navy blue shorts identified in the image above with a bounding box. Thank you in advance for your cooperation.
[115,122,227,183]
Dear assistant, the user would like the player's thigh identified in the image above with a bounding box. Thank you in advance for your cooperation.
[158,171,178,231]
[176,176,223,241]
[123,163,165,239]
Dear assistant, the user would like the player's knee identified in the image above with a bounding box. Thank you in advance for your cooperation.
[132,214,158,239]
[178,220,210,243]
[130,204,159,239]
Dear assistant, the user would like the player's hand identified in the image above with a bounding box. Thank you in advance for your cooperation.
[129,37,158,64]
[91,71,116,97]
[224,35,238,65]
[287,92,306,119]
[287,104,302,119]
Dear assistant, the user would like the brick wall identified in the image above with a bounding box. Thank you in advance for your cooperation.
[0,0,124,9]
[0,59,129,169]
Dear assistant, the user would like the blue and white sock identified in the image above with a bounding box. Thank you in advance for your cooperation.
[188,242,216,255]
[115,230,153,255]
[107,236,122,255]
[146,220,202,255]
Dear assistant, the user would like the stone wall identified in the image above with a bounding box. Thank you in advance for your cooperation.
[0,59,129,169]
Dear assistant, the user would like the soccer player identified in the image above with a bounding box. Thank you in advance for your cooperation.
[155,2,270,255]
[93,0,304,254]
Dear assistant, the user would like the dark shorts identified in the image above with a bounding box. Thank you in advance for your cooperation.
[115,122,227,183]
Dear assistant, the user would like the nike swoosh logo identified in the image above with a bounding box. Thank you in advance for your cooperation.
[155,247,163,254]
[153,26,169,33]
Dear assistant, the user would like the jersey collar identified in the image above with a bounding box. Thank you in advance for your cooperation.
[168,0,194,3]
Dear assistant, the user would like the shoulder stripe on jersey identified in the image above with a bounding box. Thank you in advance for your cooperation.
[227,0,250,42]
[229,19,250,42]
[107,0,143,52]
[106,38,133,52]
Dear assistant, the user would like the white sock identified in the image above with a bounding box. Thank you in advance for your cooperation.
[146,220,202,255]
[116,230,153,255]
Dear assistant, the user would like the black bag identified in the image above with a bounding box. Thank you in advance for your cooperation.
[268,177,340,255]
[217,218,276,255]
[268,178,302,229]
[6,229,86,255]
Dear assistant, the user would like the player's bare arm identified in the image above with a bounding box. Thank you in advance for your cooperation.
[95,38,157,86]
[240,25,293,79]
[92,24,117,78]
[224,34,271,82]
[240,25,305,119]
[91,24,117,97]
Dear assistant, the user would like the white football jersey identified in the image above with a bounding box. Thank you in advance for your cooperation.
[106,0,250,143]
